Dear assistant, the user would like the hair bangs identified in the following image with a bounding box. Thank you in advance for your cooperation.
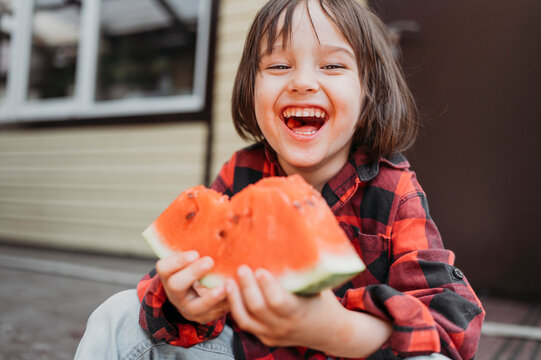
[232,0,419,160]
[262,0,301,56]
[260,0,329,57]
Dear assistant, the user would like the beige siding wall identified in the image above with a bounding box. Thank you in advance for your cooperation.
[0,123,207,256]
[210,0,267,178]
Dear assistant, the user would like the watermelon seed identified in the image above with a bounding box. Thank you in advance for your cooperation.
[293,200,301,209]
[186,212,196,220]
[305,199,315,207]
[187,192,195,199]
[218,230,226,238]
[232,215,239,224]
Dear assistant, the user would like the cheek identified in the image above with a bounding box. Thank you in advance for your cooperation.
[253,97,271,139]
[253,84,266,130]
[254,76,281,129]
[330,87,365,142]
[254,77,269,115]
[348,80,365,118]
[335,86,364,120]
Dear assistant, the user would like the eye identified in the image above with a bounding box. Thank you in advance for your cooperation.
[267,64,290,70]
[322,64,346,70]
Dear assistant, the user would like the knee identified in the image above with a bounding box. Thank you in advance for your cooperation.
[76,289,147,359]
[87,289,139,329]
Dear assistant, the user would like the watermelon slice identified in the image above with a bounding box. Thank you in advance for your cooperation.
[142,175,365,295]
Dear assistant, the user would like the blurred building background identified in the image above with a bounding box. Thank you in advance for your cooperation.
[369,0,540,300]
[0,0,539,301]
[0,0,249,256]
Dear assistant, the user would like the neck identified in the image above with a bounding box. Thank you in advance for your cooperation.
[277,157,347,192]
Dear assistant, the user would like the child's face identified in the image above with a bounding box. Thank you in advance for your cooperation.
[254,0,364,178]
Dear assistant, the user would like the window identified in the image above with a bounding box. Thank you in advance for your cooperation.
[28,0,80,101]
[97,0,198,101]
[0,0,213,123]
[0,0,13,102]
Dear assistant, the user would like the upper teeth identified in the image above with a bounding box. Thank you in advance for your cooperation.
[282,107,326,119]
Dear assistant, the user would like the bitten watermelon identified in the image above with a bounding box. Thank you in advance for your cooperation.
[142,175,365,295]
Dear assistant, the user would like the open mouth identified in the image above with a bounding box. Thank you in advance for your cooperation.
[281,107,327,136]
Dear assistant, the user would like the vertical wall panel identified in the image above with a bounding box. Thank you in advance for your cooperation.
[0,123,207,256]
[210,0,267,178]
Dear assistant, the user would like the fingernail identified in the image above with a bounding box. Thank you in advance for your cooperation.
[225,280,235,294]
[237,265,250,277]
[184,251,199,261]
[200,257,214,269]
[255,268,268,279]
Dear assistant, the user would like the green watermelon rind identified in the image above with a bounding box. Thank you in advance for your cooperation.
[142,223,365,295]
[142,224,174,259]
[199,253,364,295]
[277,252,364,295]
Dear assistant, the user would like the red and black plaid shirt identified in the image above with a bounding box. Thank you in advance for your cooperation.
[137,143,485,360]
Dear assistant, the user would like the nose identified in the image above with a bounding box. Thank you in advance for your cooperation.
[287,67,320,94]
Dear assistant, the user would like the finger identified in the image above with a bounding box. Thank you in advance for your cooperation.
[208,296,230,314]
[226,279,266,334]
[239,266,296,326]
[195,300,230,324]
[184,284,228,319]
[166,256,214,294]
[192,280,228,297]
[156,251,199,279]
[237,265,273,318]
[186,299,229,324]
[200,306,229,324]
[255,268,297,316]
[207,297,230,319]
[177,286,229,324]
[192,280,208,296]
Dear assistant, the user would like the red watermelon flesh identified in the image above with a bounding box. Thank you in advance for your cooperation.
[142,175,365,295]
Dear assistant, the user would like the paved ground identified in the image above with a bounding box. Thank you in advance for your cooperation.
[0,243,539,360]
[0,244,155,360]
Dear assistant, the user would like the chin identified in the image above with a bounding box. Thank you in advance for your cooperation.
[280,152,324,170]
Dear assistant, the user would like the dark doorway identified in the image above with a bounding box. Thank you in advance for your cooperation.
[370,0,541,299]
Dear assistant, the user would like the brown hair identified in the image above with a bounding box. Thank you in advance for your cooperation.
[231,0,418,160]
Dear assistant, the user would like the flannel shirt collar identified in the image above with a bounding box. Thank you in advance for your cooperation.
[263,143,410,211]
[356,151,410,182]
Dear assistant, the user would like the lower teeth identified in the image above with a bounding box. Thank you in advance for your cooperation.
[294,130,317,135]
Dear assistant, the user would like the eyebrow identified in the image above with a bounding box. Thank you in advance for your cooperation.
[261,43,355,60]
[320,44,356,60]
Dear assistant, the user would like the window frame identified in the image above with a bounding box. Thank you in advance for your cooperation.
[0,0,213,123]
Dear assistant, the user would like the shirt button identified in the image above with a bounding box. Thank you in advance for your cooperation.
[452,268,464,280]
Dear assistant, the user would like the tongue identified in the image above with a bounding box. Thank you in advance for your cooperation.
[286,118,322,133]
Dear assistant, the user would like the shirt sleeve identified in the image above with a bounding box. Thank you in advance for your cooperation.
[341,175,485,359]
[136,157,236,347]
[137,268,226,347]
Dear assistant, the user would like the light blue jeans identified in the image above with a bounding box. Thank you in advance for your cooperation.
[74,289,452,360]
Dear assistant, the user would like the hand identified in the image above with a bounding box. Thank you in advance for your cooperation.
[225,265,343,350]
[156,251,229,324]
